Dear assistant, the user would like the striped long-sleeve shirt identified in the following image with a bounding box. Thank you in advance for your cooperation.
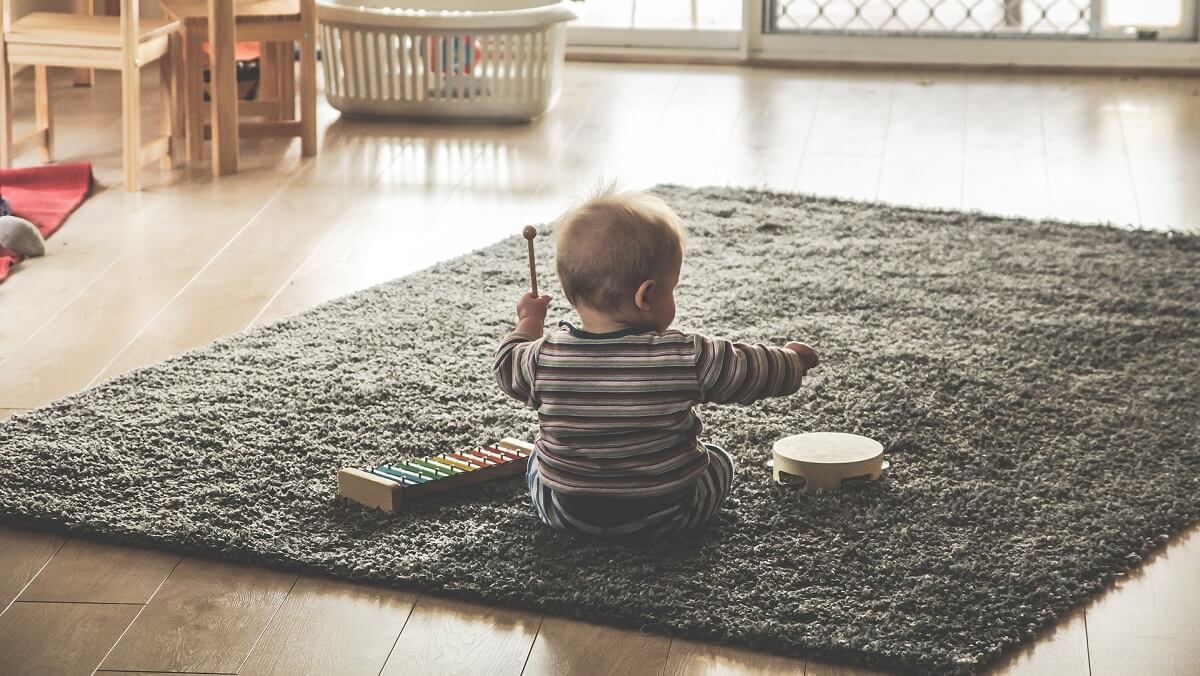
[494,321,806,498]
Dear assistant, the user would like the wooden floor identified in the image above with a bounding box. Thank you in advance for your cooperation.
[0,62,1198,675]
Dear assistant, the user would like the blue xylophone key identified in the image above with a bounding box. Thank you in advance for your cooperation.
[368,468,418,486]
[367,470,420,487]
[376,465,428,484]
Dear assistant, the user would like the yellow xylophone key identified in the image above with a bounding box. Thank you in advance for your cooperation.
[425,457,464,474]
[438,455,476,472]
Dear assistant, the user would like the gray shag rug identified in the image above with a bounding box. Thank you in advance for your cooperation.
[2,186,1198,674]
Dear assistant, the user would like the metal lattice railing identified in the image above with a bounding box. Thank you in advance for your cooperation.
[771,0,1096,36]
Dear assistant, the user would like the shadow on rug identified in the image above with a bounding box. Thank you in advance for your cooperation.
[2,186,1198,674]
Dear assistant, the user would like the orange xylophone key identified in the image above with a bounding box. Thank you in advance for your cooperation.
[437,455,475,472]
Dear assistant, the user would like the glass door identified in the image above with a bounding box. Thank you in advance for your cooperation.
[563,1,1199,68]
[750,0,1200,68]
[766,0,1197,40]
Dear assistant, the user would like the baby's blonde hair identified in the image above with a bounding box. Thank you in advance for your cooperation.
[554,186,685,312]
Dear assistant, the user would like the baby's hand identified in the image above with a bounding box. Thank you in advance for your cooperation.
[517,292,552,324]
[785,341,819,372]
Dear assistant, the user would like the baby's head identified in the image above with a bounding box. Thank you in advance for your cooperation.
[555,187,685,332]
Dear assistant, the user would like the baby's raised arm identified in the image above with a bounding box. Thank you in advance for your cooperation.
[694,335,818,405]
[493,291,552,408]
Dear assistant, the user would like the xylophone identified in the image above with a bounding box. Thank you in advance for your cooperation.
[338,438,534,513]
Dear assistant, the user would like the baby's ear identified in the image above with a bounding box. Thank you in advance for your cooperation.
[634,279,656,311]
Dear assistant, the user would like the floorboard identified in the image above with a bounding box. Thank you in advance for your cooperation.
[878,75,967,208]
[379,595,541,676]
[805,661,892,675]
[0,183,301,409]
[99,558,295,674]
[662,637,807,675]
[237,576,418,676]
[0,526,64,608]
[983,610,1090,676]
[99,672,220,675]
[18,538,178,604]
[1085,527,1200,676]
[1038,75,1140,228]
[0,601,140,675]
[93,184,377,383]
[521,616,671,676]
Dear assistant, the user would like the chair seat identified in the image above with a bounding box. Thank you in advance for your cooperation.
[6,13,178,48]
[160,0,300,22]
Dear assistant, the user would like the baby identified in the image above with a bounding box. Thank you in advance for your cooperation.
[494,188,818,538]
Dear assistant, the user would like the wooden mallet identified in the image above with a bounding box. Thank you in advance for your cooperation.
[523,225,538,296]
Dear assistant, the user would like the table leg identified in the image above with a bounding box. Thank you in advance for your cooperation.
[183,25,206,163]
[298,3,316,157]
[208,0,238,176]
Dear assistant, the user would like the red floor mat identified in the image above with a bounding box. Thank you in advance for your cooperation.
[0,162,93,283]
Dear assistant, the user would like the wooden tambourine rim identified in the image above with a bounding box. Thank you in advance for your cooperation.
[769,432,888,490]
[772,432,884,465]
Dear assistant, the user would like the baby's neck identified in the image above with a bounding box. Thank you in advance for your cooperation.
[575,305,651,335]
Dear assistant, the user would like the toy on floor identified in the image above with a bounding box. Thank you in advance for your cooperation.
[769,432,889,491]
[338,438,534,512]
[0,215,44,257]
[427,34,482,75]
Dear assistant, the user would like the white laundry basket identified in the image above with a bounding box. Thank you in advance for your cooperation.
[316,0,577,120]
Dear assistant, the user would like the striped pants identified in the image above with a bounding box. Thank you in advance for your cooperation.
[526,444,735,538]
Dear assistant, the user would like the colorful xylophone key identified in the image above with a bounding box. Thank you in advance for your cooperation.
[338,438,534,513]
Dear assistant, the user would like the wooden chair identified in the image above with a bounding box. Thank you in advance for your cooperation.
[0,0,181,191]
[159,0,317,165]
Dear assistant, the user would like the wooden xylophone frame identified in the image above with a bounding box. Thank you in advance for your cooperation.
[338,438,534,513]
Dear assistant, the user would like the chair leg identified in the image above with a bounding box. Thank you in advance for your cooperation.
[299,29,317,157]
[171,32,186,167]
[183,26,205,163]
[122,62,142,191]
[159,36,180,170]
[208,0,240,176]
[34,66,52,163]
[0,45,13,168]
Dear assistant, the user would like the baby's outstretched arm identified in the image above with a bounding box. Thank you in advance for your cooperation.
[695,335,818,405]
[785,341,819,371]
